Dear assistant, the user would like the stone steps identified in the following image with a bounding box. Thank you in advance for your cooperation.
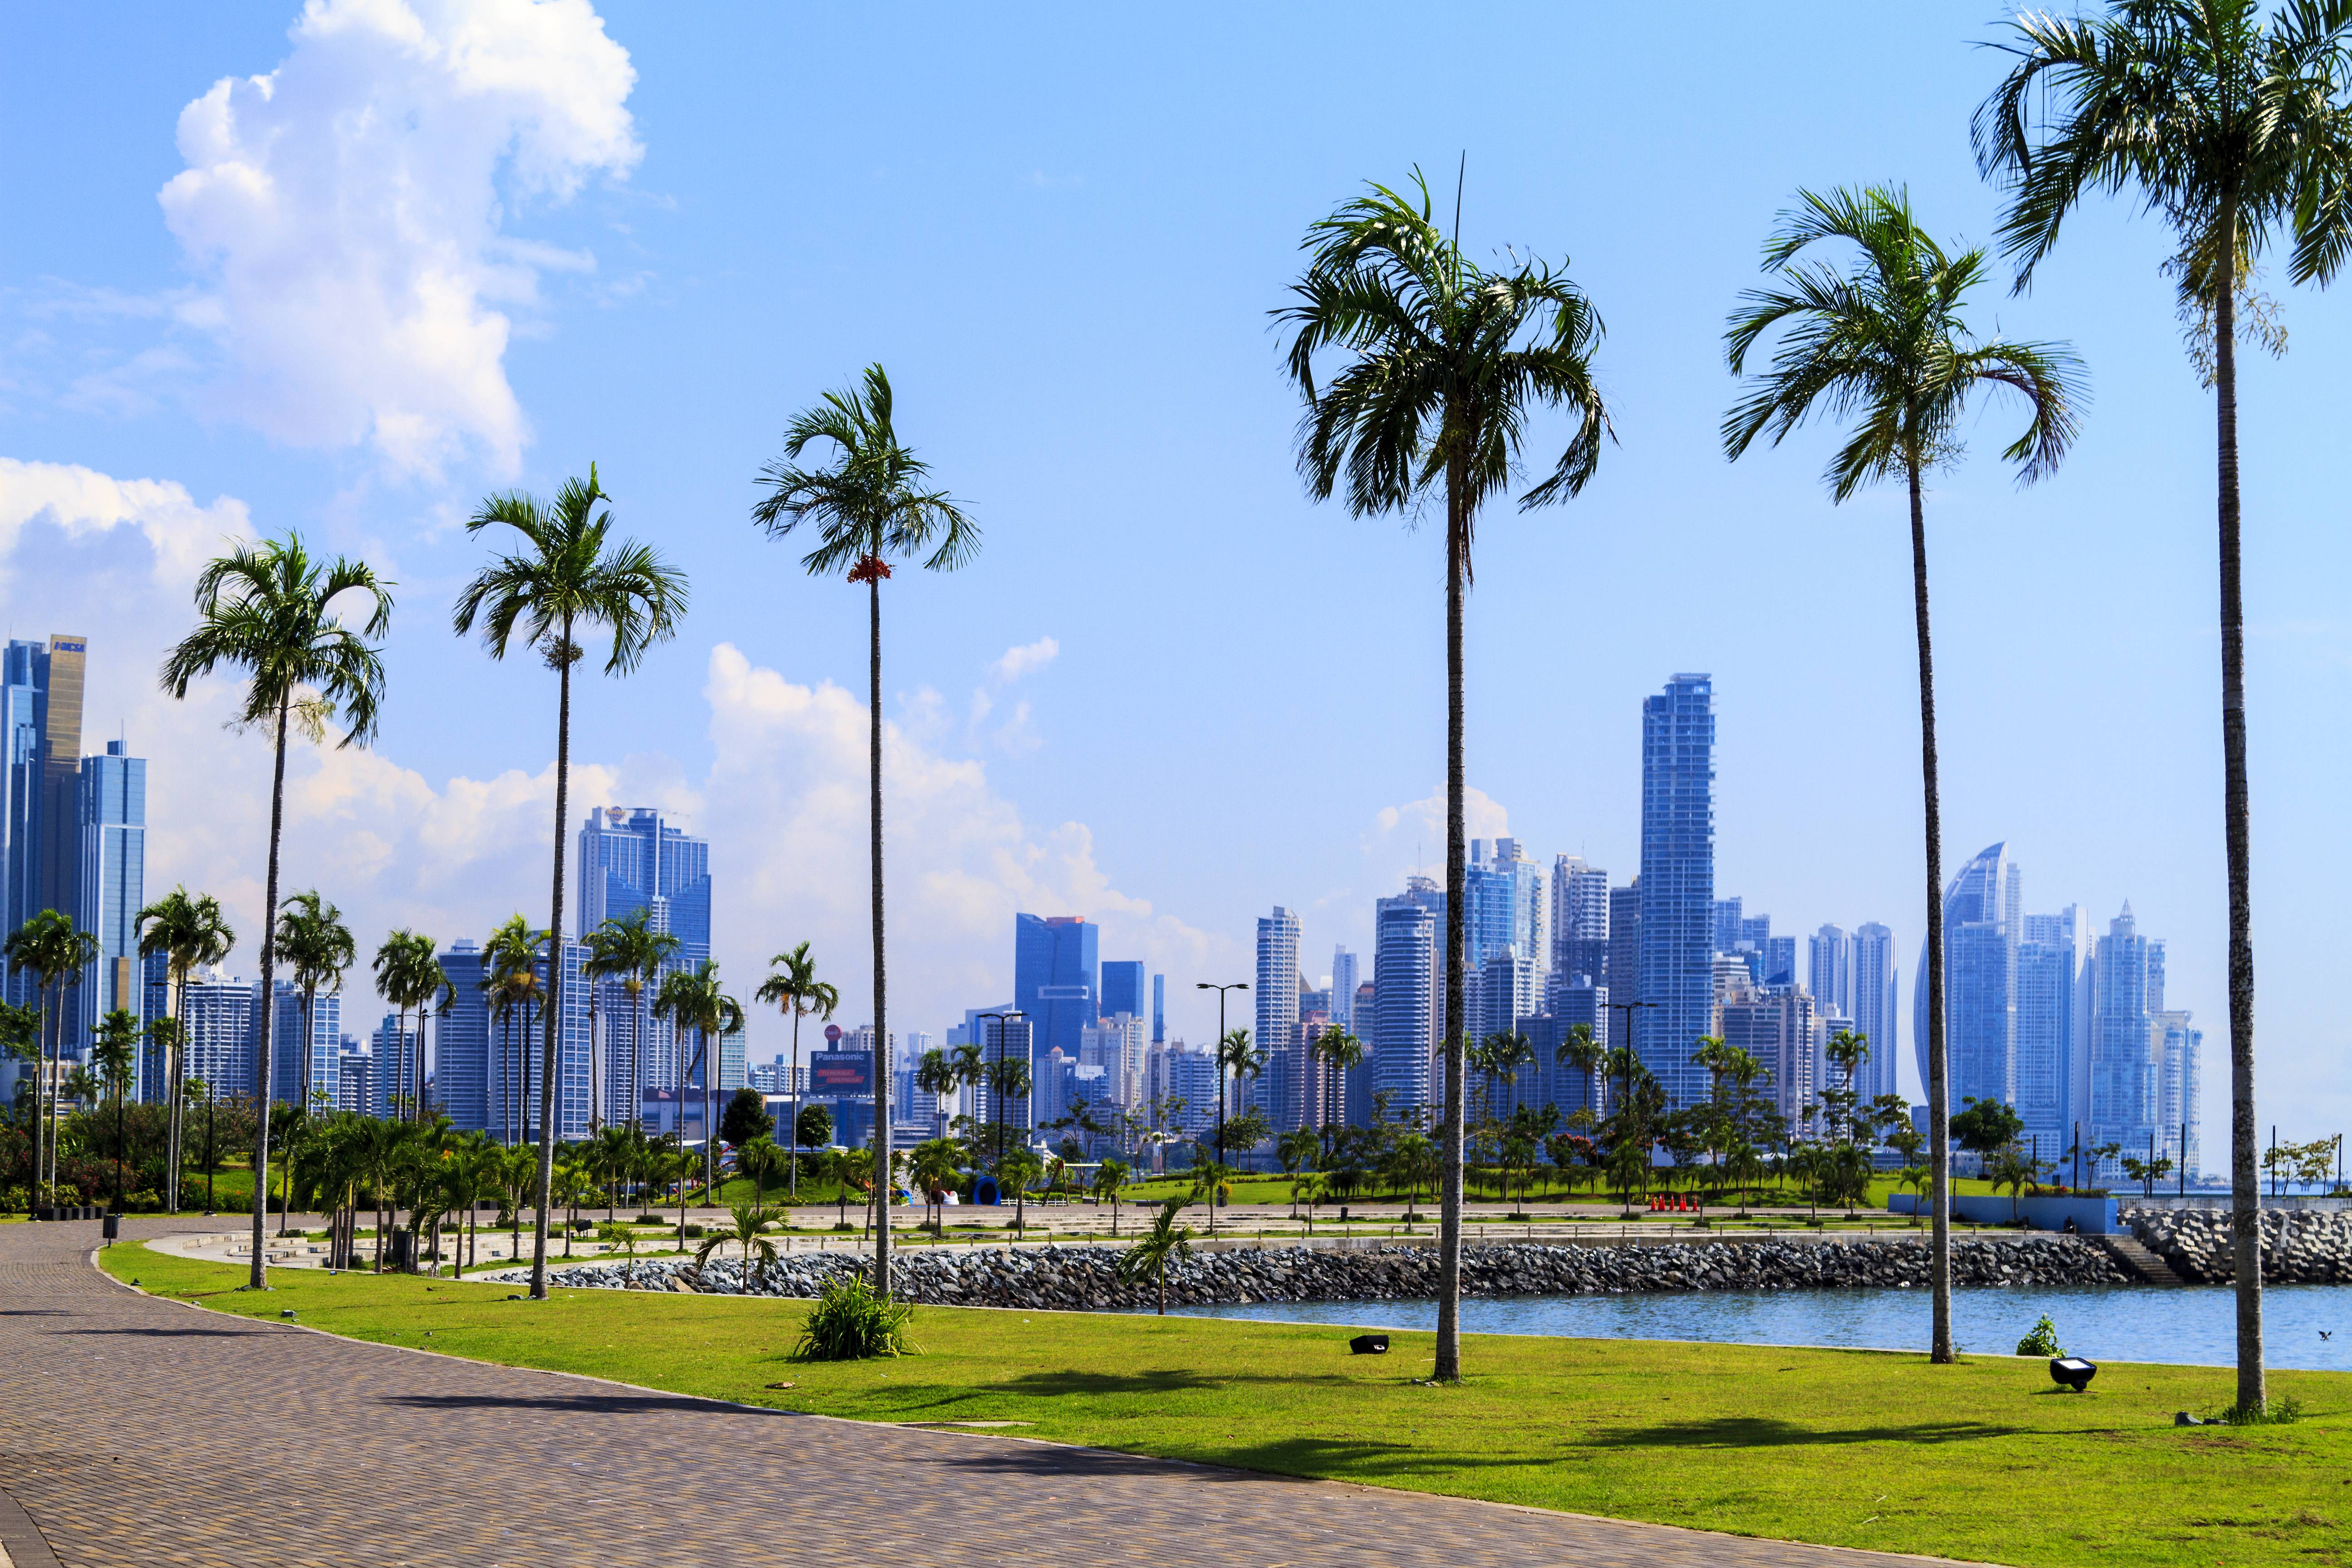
[2100,1234,2185,1286]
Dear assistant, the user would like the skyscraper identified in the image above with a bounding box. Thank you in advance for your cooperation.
[1373,880,1441,1117]
[1639,674,1715,1102]
[1465,838,1547,977]
[268,981,341,1110]
[1809,925,1852,1018]
[1151,972,1165,1044]
[1850,921,1899,1102]
[1014,913,1098,1069]
[1331,946,1358,1031]
[1913,842,2019,1115]
[1550,856,1609,987]
[2080,902,2197,1177]
[577,807,710,958]
[1100,960,1146,1023]
[2015,906,2084,1152]
[69,739,147,1055]
[2,637,85,1013]
[1606,880,1641,1009]
[1254,906,1303,1130]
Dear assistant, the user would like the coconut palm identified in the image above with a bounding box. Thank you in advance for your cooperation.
[580,913,639,1135]
[1555,1021,1605,1124]
[1277,170,1611,1382]
[1973,0,2352,1418]
[755,942,839,1202]
[273,890,354,1225]
[752,365,980,1300]
[6,911,94,1198]
[1091,1156,1131,1236]
[1212,1027,1264,1172]
[478,916,547,1146]
[1825,1028,1872,1143]
[914,1046,957,1142]
[697,1202,782,1281]
[737,1134,785,1205]
[591,906,677,1137]
[910,1136,961,1232]
[662,961,744,1201]
[1306,1027,1364,1156]
[137,887,235,1209]
[162,533,392,1287]
[455,463,687,1303]
[370,930,444,1122]
[1722,183,2082,1363]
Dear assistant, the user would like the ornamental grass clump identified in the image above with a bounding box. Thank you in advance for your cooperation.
[794,1276,918,1362]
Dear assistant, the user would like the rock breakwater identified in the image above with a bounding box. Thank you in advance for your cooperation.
[499,1234,2128,1310]
[2126,1206,2352,1284]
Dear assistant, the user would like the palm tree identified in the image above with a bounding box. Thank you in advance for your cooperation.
[6,910,94,1199]
[370,931,446,1123]
[752,364,980,1301]
[1117,1196,1195,1314]
[1556,1022,1605,1125]
[755,942,838,1202]
[1722,184,2082,1365]
[274,889,354,1233]
[90,1008,139,1210]
[1091,1156,1131,1236]
[696,1202,782,1282]
[593,906,678,1136]
[1212,1027,1264,1173]
[1825,1028,1871,1143]
[914,1047,956,1142]
[910,1136,961,1232]
[1306,1027,1364,1155]
[162,533,391,1288]
[1973,0,2352,1419]
[478,916,547,1146]
[580,914,639,1135]
[456,462,687,1303]
[662,961,745,1202]
[137,887,235,1209]
[1278,171,1611,1382]
[738,1134,786,1206]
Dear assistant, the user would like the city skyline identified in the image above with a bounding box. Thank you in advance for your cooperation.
[1,3,2342,1149]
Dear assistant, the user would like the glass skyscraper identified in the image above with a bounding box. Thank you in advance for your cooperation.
[2,636,86,1014]
[1254,906,1302,1129]
[1014,913,1098,1071]
[1638,674,1715,1103]
[1100,960,1147,1022]
[578,806,711,1125]
[69,740,146,1054]
[1850,921,1899,1103]
[1912,842,2019,1116]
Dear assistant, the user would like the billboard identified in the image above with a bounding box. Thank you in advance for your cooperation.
[808,1051,873,1094]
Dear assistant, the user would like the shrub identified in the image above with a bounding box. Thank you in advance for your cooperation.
[2208,1396,2304,1426]
[681,1223,705,1239]
[2016,1314,2064,1357]
[793,1277,918,1362]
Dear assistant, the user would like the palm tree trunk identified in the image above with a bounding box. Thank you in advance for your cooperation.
[29,988,47,1208]
[632,983,645,1135]
[248,696,291,1289]
[1433,457,1468,1383]
[533,628,570,1306]
[1906,459,1954,1365]
[867,573,892,1299]
[2213,206,2264,1415]
[166,967,186,1210]
[787,1007,801,1202]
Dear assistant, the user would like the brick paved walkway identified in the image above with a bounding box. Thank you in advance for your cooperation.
[0,1217,1974,1568]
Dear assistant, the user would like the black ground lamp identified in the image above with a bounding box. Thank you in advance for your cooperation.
[2049,1357,2097,1393]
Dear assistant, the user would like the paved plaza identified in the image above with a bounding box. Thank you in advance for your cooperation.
[0,1216,1971,1567]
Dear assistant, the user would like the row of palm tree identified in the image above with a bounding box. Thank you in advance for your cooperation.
[1274,3,2350,1405]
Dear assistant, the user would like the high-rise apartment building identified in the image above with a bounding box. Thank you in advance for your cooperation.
[1607,880,1641,1009]
[268,981,341,1110]
[1915,842,2019,1114]
[1331,946,1358,1031]
[371,1013,422,1118]
[1809,925,1852,1019]
[175,967,258,1101]
[1373,880,1441,1117]
[1254,906,1303,1130]
[1015,913,1098,1070]
[1080,1011,1146,1109]
[3,637,87,1018]
[1851,921,1899,1102]
[2079,903,2197,1178]
[2015,906,2084,1152]
[1639,674,1715,1103]
[1721,985,1818,1126]
[64,739,147,1055]
[1466,838,1547,976]
[579,807,710,1116]
[1551,856,1609,987]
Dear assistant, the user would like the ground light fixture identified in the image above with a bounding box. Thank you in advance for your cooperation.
[2048,1357,2097,1392]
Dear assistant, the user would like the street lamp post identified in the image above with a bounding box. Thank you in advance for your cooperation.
[976,1009,1025,1172]
[1602,999,1658,1117]
[1196,981,1249,1179]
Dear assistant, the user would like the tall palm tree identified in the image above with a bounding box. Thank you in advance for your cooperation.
[581,914,637,1135]
[1212,1028,1264,1172]
[755,941,838,1202]
[455,462,687,1304]
[371,931,446,1123]
[1556,1021,1605,1123]
[478,916,547,1146]
[1722,183,2083,1364]
[1277,171,1611,1382]
[137,887,235,1207]
[162,532,391,1288]
[1307,1026,1364,1156]
[274,890,353,1231]
[90,1007,139,1210]
[1973,0,2352,1418]
[6,911,93,1198]
[675,962,745,1200]
[753,364,980,1300]
[914,1047,956,1142]
[589,906,678,1136]
[949,1040,987,1145]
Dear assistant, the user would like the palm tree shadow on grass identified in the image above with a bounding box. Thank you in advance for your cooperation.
[1582,1416,2023,1450]
[979,1367,1376,1400]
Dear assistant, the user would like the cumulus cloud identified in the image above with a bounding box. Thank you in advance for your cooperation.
[1366,784,1513,889]
[158,0,641,477]
[968,634,1058,750]
[0,457,252,593]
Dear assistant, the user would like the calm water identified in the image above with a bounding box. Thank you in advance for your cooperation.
[1149,1284,2352,1370]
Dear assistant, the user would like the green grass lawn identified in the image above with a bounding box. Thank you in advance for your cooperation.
[101,1242,2349,1567]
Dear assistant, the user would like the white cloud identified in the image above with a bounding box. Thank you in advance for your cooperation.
[1366,784,1513,889]
[157,0,641,477]
[989,636,1058,684]
[0,457,252,591]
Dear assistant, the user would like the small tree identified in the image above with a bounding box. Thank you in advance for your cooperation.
[1091,1156,1130,1236]
[696,1202,781,1282]
[1116,1196,1195,1314]
[720,1086,774,1152]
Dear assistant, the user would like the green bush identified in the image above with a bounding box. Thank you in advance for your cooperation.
[793,1277,918,1362]
[681,1224,705,1239]
[2016,1314,2064,1357]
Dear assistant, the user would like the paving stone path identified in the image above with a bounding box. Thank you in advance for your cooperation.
[0,1216,1974,1567]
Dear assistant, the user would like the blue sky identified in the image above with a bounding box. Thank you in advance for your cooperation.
[3,2,2347,1144]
